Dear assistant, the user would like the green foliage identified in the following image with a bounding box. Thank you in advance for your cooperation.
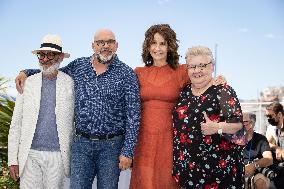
[0,156,19,189]
[0,77,9,93]
[0,98,15,147]
[0,77,19,188]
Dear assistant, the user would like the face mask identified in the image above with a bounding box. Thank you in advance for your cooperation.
[268,118,278,126]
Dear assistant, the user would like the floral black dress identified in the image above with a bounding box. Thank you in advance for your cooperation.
[172,84,245,189]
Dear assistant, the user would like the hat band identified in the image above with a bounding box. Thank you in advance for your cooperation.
[40,43,62,52]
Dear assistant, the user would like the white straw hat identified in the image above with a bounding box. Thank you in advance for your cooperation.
[31,34,70,58]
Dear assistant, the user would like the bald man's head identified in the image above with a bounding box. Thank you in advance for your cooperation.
[94,29,116,41]
[92,28,118,64]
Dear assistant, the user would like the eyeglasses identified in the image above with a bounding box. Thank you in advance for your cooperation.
[243,121,251,124]
[94,39,116,47]
[187,62,212,70]
[266,114,273,119]
[37,52,60,61]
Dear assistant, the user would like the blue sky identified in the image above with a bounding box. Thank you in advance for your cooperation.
[1,0,283,100]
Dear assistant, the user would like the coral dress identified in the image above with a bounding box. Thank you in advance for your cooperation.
[130,64,189,189]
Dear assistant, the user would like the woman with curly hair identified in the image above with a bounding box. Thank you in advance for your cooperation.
[129,24,187,189]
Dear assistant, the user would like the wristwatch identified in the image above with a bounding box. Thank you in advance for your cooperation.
[217,123,223,135]
[253,162,260,169]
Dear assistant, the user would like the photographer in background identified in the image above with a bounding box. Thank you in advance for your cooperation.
[265,102,284,161]
[243,112,273,189]
[265,102,284,188]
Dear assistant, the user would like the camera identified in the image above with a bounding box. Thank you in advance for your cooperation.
[257,167,277,179]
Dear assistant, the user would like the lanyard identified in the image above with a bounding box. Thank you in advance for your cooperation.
[248,139,253,162]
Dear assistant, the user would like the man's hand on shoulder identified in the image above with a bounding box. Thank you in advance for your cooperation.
[15,71,27,94]
[213,75,226,86]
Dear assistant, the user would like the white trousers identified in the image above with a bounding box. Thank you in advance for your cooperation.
[20,149,64,189]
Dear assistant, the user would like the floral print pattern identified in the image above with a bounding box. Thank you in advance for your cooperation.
[172,84,245,189]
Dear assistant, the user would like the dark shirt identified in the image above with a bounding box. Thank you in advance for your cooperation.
[244,132,271,164]
[25,55,141,158]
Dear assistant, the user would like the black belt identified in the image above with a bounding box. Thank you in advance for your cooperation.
[76,130,124,140]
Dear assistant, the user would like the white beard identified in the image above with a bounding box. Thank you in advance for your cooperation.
[96,53,114,64]
[39,62,60,75]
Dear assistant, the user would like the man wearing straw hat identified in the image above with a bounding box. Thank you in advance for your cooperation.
[15,29,140,189]
[8,34,74,188]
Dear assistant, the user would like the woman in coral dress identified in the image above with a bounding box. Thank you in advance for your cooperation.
[129,24,188,189]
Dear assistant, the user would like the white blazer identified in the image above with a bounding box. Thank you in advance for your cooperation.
[8,71,75,177]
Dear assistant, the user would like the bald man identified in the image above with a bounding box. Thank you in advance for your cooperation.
[15,29,141,189]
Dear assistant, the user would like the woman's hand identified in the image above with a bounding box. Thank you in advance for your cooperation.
[201,112,219,135]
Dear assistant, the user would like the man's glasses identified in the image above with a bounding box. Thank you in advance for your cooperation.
[94,39,116,47]
[37,52,60,61]
[266,114,273,119]
[187,62,212,70]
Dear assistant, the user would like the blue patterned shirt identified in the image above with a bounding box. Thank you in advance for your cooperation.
[25,55,141,158]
